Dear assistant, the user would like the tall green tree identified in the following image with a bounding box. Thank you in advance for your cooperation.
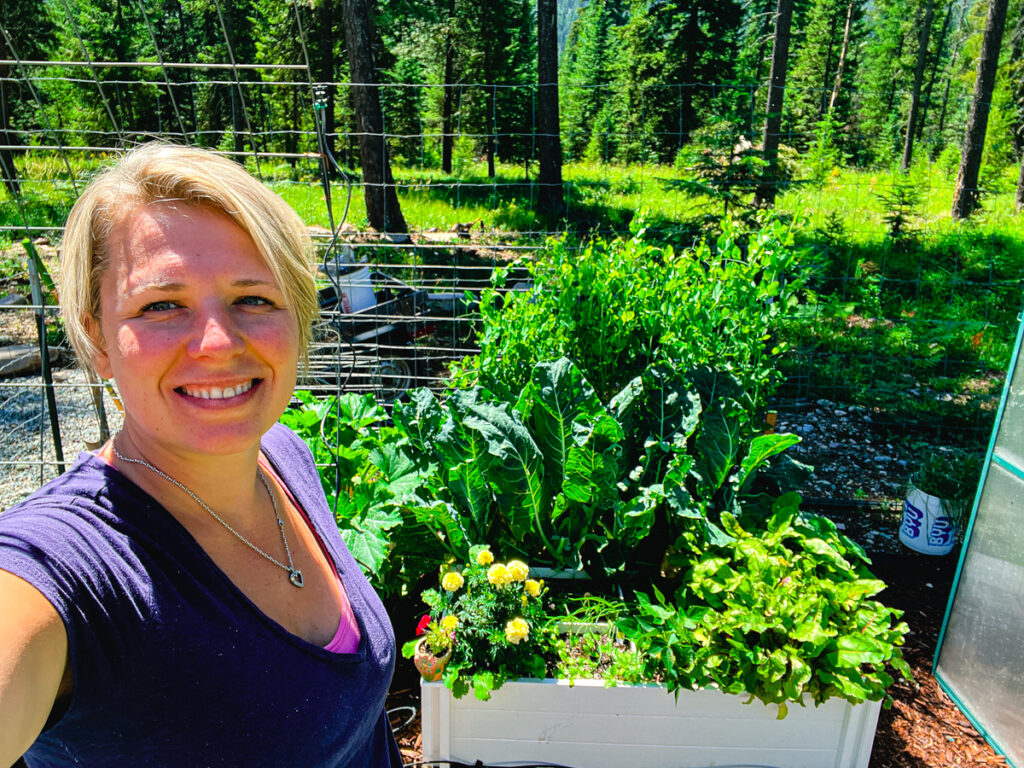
[952,0,1010,219]
[0,0,57,196]
[559,0,626,159]
[787,0,864,150]
[754,0,794,206]
[608,0,743,163]
[901,0,937,170]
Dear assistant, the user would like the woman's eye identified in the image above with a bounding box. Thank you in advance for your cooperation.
[141,300,179,313]
[236,295,273,307]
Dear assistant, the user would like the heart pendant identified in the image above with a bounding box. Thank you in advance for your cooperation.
[289,569,305,588]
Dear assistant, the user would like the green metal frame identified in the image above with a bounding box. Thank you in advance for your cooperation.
[932,312,1024,767]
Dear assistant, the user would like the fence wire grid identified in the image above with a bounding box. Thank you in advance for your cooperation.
[1,31,1021,508]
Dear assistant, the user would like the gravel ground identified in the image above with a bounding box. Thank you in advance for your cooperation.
[0,365,123,510]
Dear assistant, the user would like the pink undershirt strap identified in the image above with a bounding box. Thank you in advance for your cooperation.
[258,457,361,654]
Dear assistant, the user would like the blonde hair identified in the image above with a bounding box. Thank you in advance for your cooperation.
[59,142,318,371]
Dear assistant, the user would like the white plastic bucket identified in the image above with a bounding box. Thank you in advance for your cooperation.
[334,265,376,314]
[899,488,956,555]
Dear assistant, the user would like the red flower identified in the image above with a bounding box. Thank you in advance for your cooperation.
[415,614,431,636]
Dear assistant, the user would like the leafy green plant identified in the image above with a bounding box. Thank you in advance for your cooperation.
[619,496,912,716]
[394,357,811,586]
[279,391,442,600]
[548,596,645,687]
[909,447,982,538]
[402,546,548,700]
[449,218,804,413]
[393,358,623,571]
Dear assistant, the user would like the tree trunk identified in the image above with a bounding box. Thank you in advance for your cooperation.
[916,0,953,141]
[828,0,856,113]
[902,0,935,171]
[440,1,456,174]
[820,9,839,116]
[341,0,409,236]
[1010,4,1024,157]
[0,66,20,197]
[1016,154,1024,212]
[536,0,564,215]
[951,0,1009,221]
[754,0,794,207]
[935,0,968,142]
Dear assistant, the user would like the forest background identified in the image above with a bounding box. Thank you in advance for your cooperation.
[2,0,1024,467]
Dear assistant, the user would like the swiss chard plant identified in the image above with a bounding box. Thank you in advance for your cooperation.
[393,357,624,571]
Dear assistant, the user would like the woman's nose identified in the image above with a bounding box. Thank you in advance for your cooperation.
[188,307,245,358]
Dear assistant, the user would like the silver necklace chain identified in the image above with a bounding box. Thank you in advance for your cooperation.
[112,440,305,588]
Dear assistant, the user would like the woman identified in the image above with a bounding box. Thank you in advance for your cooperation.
[0,144,402,767]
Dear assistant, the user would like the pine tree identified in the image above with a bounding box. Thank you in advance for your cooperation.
[787,0,864,151]
[952,0,1010,219]
[559,0,626,159]
[0,0,56,195]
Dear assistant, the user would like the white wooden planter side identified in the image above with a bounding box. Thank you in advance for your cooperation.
[421,678,882,768]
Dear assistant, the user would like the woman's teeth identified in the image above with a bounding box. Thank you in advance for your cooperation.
[182,379,255,400]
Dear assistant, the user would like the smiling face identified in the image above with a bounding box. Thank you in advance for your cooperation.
[92,202,299,463]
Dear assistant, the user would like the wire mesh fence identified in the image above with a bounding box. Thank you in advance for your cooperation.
[1,38,1021,507]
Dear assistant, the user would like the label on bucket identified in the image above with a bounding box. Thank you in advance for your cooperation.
[901,500,924,540]
[900,490,955,555]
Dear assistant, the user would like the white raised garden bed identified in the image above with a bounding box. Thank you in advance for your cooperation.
[421,678,882,768]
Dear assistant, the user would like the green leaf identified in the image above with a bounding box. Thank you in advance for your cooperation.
[393,387,444,450]
[472,670,496,701]
[465,401,545,543]
[340,505,402,575]
[827,634,889,668]
[447,461,492,539]
[368,443,422,499]
[736,433,801,492]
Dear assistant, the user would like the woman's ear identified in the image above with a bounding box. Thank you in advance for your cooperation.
[85,315,113,379]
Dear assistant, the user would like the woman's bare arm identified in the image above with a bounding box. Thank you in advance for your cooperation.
[0,569,69,767]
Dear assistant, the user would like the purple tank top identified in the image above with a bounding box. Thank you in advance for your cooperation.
[0,423,401,768]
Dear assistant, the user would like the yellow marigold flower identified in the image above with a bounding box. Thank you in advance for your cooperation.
[476,548,494,566]
[441,571,464,592]
[505,617,530,644]
[525,579,541,597]
[487,563,511,586]
[440,615,458,632]
[506,560,529,582]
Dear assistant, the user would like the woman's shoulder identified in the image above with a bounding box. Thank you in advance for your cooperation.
[1,453,114,533]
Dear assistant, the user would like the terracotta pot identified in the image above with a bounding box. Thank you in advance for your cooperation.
[413,638,451,682]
